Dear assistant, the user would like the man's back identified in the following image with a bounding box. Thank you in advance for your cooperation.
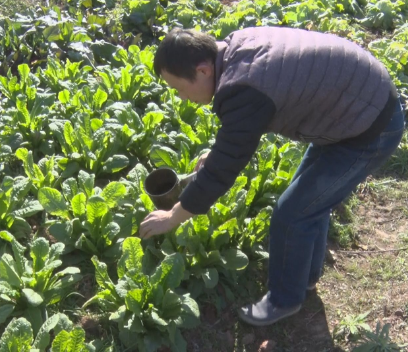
[214,26,395,144]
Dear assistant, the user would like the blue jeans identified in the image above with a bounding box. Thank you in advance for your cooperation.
[268,100,405,308]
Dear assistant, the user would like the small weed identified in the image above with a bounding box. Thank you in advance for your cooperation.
[359,178,397,195]
[333,311,371,342]
[352,322,407,351]
[399,232,408,244]
[370,255,408,282]
[345,260,364,277]
[329,220,358,248]
[329,198,360,248]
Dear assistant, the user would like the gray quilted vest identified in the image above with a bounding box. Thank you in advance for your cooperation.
[214,27,394,144]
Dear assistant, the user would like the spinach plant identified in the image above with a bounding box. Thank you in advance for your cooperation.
[39,171,129,259]
[0,176,43,239]
[84,237,200,352]
[0,232,81,334]
[0,64,56,158]
[104,102,167,162]
[16,148,59,193]
[49,118,129,177]
[0,313,91,352]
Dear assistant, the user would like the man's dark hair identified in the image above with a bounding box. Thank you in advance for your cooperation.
[154,28,218,82]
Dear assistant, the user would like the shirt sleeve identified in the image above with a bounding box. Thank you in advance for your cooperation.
[179,85,276,214]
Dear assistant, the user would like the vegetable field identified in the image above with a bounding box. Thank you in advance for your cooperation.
[0,0,407,351]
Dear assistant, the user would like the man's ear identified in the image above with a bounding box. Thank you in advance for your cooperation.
[196,62,214,77]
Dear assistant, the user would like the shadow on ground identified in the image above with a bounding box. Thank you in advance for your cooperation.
[235,291,344,352]
[184,290,344,352]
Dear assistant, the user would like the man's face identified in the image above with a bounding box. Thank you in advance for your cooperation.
[161,63,215,105]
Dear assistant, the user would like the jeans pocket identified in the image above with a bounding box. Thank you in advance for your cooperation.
[301,149,365,215]
[364,126,404,171]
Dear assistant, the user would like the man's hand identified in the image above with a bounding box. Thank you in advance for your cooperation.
[139,202,194,239]
[194,152,210,171]
[139,210,175,239]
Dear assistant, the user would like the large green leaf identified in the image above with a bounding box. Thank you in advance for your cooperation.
[86,196,108,223]
[61,178,79,202]
[67,327,86,352]
[18,64,30,85]
[0,230,13,243]
[22,288,44,307]
[102,155,129,173]
[75,234,98,255]
[0,304,14,324]
[91,256,115,292]
[127,163,149,189]
[125,289,144,315]
[43,25,62,41]
[31,238,49,273]
[150,146,178,169]
[121,67,131,92]
[0,283,15,300]
[49,221,74,244]
[71,192,86,217]
[63,122,76,153]
[201,268,219,289]
[16,95,30,126]
[82,289,118,311]
[0,317,33,352]
[179,121,201,144]
[118,237,144,278]
[58,89,71,104]
[51,330,70,352]
[178,294,200,328]
[193,215,210,243]
[9,217,32,239]
[178,141,191,173]
[10,175,32,201]
[0,231,26,276]
[51,327,87,352]
[0,254,22,288]
[60,160,80,179]
[32,313,60,350]
[176,221,200,253]
[222,249,248,270]
[101,222,120,242]
[162,289,182,320]
[31,92,55,118]
[90,40,118,62]
[142,111,164,131]
[12,200,43,218]
[246,175,261,206]
[109,305,126,322]
[100,182,127,208]
[53,313,73,336]
[38,187,70,219]
[78,170,95,198]
[93,87,108,109]
[151,253,184,291]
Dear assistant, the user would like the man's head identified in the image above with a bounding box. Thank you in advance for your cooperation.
[154,28,218,104]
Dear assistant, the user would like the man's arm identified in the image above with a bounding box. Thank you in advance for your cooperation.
[139,85,276,239]
[179,85,276,214]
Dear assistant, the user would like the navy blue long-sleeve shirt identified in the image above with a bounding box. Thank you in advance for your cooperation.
[179,85,276,214]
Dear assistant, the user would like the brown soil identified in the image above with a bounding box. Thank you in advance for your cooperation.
[80,315,102,340]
